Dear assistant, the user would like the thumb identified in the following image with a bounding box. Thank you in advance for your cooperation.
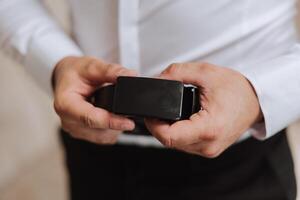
[82,59,137,84]
[159,63,208,86]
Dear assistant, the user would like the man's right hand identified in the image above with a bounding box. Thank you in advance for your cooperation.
[53,56,136,144]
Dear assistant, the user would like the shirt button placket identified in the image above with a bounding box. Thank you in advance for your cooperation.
[118,0,140,73]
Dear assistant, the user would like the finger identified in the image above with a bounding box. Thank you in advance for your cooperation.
[180,141,223,158]
[144,119,196,147]
[159,63,213,86]
[159,62,210,110]
[82,59,137,84]
[65,125,121,145]
[145,110,211,147]
[55,93,135,130]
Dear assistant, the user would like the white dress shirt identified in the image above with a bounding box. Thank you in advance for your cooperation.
[1,0,300,147]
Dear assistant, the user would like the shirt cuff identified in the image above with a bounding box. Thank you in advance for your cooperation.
[24,30,83,95]
[237,69,269,140]
[236,50,300,140]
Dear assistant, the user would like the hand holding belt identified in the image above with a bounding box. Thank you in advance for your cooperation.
[91,76,201,135]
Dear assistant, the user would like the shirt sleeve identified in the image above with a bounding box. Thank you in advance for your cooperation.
[238,43,300,140]
[0,0,83,94]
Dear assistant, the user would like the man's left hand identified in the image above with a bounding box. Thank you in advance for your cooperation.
[145,62,262,158]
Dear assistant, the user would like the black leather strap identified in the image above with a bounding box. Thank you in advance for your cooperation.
[91,76,200,135]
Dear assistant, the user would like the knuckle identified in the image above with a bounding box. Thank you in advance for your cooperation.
[108,63,124,75]
[107,118,123,130]
[68,131,82,140]
[198,120,220,141]
[198,62,215,73]
[199,131,217,141]
[199,62,210,67]
[107,63,121,70]
[86,58,100,73]
[83,56,99,62]
[53,100,61,114]
[108,118,115,130]
[98,113,110,129]
[80,112,96,128]
[82,55,92,60]
[201,146,220,158]
[53,99,67,115]
[161,135,175,148]
[97,137,117,145]
[164,63,182,75]
[95,133,118,144]
[61,125,70,134]
[212,123,224,138]
[87,57,100,66]
[60,121,71,133]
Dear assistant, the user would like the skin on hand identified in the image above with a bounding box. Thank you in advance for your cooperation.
[53,56,136,144]
[145,62,262,158]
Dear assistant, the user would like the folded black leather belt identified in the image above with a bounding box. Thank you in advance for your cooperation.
[91,76,200,136]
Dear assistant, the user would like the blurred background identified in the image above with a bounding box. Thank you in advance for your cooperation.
[0,1,300,200]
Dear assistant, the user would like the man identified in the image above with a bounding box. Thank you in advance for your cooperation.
[0,0,299,199]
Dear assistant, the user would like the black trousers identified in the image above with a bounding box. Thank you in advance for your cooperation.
[61,130,296,200]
